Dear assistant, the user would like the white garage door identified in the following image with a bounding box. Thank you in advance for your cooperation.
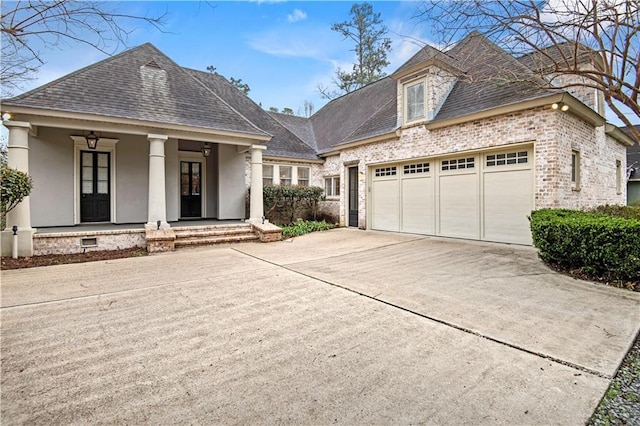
[370,147,533,245]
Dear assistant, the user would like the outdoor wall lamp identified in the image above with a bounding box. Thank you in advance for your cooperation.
[201,142,212,157]
[86,131,99,149]
[551,102,569,112]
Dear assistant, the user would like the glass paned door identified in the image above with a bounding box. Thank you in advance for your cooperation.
[181,161,202,218]
[348,166,358,227]
[80,151,110,222]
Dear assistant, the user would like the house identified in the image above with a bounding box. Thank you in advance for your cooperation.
[1,31,634,256]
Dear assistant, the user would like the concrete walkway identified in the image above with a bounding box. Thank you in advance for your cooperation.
[2,228,639,424]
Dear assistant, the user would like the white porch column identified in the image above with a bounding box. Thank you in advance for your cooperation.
[1,120,35,257]
[249,145,267,222]
[145,134,170,229]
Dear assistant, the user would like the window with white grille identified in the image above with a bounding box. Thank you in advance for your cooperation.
[403,163,430,174]
[375,166,397,177]
[441,157,474,171]
[486,151,528,167]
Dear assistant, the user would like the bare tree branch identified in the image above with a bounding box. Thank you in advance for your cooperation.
[1,0,169,97]
[414,0,639,140]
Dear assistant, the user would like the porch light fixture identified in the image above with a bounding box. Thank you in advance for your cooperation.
[86,131,99,149]
[551,102,569,112]
[201,142,212,157]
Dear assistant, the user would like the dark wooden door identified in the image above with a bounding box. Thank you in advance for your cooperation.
[80,151,110,222]
[181,161,202,218]
[348,166,358,227]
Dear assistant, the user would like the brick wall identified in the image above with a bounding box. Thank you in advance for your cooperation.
[321,107,625,229]
[34,229,146,255]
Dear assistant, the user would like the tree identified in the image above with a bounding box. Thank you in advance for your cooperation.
[282,107,294,115]
[297,100,315,117]
[1,0,168,97]
[269,107,279,113]
[206,66,250,95]
[0,165,33,230]
[318,2,392,99]
[415,0,640,141]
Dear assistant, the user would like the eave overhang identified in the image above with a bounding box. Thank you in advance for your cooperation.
[1,105,272,145]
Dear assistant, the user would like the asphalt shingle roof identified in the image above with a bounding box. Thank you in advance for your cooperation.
[186,69,318,160]
[3,43,268,137]
[309,77,397,152]
[434,31,554,122]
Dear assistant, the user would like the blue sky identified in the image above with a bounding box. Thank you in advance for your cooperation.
[13,1,432,115]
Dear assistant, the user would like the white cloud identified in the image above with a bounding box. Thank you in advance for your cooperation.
[246,26,338,59]
[287,9,307,23]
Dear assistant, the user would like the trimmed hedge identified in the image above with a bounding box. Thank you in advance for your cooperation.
[263,185,325,225]
[530,209,640,281]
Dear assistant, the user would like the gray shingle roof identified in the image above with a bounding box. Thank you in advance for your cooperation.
[393,44,467,77]
[518,42,594,74]
[309,77,397,152]
[3,43,268,137]
[186,69,319,160]
[267,112,318,151]
[434,31,554,122]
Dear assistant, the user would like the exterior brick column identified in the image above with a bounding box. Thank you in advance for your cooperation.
[145,134,170,230]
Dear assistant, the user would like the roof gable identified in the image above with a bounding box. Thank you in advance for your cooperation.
[4,43,268,137]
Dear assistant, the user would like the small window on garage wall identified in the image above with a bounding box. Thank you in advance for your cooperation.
[571,150,581,190]
[325,176,340,197]
[280,166,292,186]
[263,165,274,186]
[298,167,309,186]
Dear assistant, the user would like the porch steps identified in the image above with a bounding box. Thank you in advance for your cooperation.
[173,223,258,247]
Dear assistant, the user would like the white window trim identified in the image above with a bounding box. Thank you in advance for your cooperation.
[72,136,118,224]
[324,176,340,199]
[404,78,426,125]
[178,151,207,218]
[263,164,274,186]
[297,166,310,186]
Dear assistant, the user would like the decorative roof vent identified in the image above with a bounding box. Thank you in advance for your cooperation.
[142,60,162,70]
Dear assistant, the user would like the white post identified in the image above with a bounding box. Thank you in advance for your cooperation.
[145,134,169,230]
[249,145,266,222]
[2,121,35,257]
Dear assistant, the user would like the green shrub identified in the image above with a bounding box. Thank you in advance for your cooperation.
[530,209,640,281]
[0,165,33,231]
[262,185,325,225]
[282,220,335,238]
[591,204,640,220]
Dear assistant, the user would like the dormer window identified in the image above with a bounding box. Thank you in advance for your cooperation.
[406,80,425,122]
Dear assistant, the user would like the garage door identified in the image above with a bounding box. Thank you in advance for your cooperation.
[370,147,533,245]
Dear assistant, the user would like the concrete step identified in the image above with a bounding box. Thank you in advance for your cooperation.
[174,228,254,239]
[175,234,258,247]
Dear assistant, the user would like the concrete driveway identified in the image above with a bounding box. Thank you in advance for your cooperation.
[2,228,639,425]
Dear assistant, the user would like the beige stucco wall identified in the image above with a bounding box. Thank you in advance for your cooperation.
[29,127,75,227]
[218,144,246,219]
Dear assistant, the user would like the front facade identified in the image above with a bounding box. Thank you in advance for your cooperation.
[1,32,633,256]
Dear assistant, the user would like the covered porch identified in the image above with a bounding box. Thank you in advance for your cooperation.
[1,117,271,257]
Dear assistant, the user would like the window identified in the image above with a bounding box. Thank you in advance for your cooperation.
[403,163,429,174]
[279,166,292,186]
[571,150,580,189]
[325,176,340,197]
[442,157,475,171]
[406,81,425,122]
[375,166,397,177]
[298,167,309,186]
[263,165,273,186]
[616,160,622,194]
[486,151,528,167]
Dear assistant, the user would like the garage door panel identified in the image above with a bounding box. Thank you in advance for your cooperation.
[483,169,533,245]
[372,179,399,232]
[439,173,479,239]
[401,177,434,234]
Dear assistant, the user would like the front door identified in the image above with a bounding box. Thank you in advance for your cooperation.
[348,166,359,227]
[80,151,110,222]
[181,161,202,218]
